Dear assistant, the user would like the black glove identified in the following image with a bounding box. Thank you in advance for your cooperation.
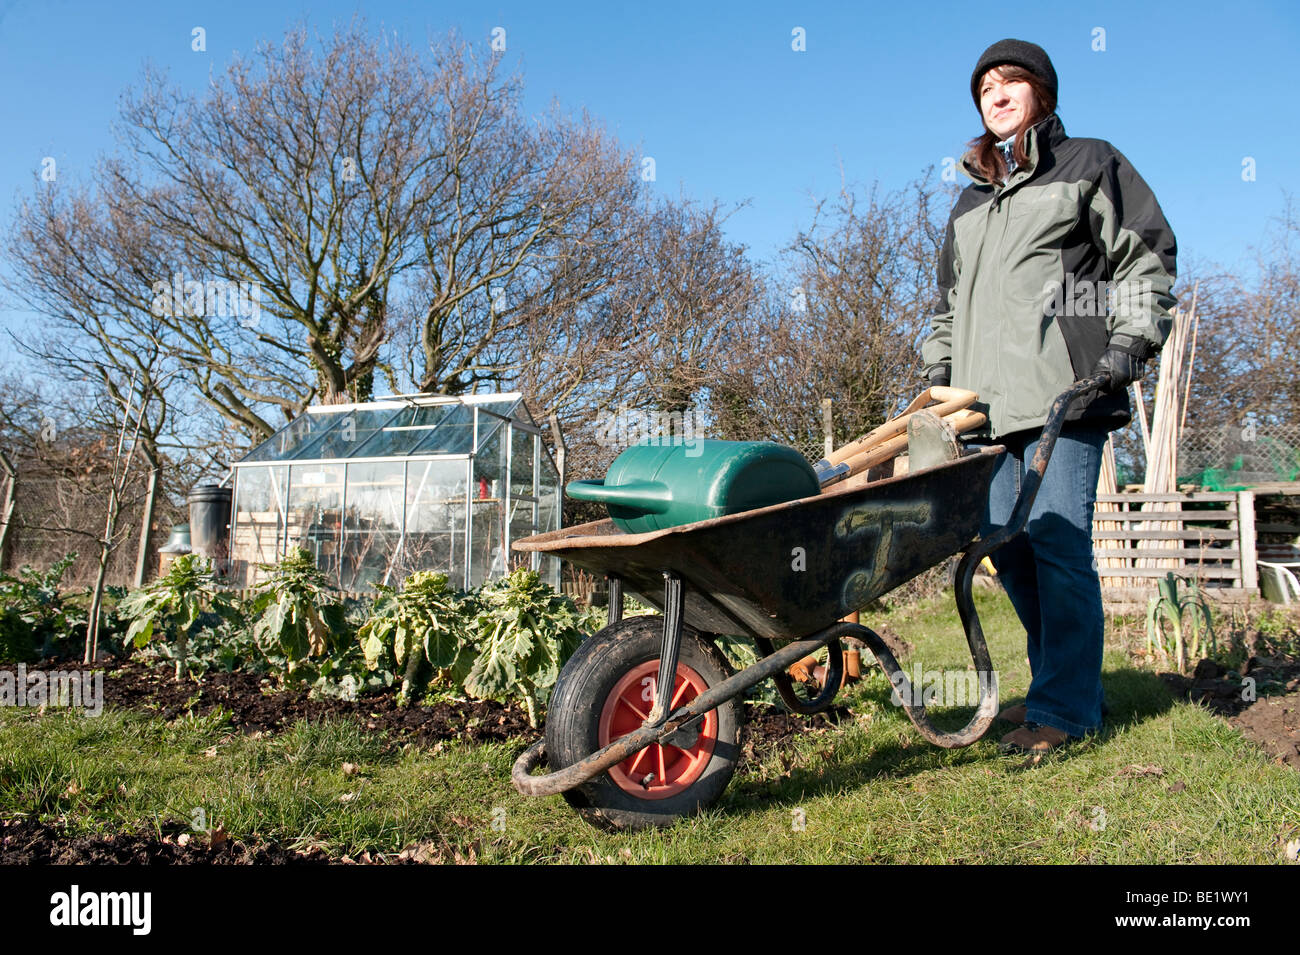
[1090,334,1152,394]
[926,364,951,389]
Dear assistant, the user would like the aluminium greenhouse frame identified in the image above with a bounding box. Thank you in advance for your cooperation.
[227,392,561,592]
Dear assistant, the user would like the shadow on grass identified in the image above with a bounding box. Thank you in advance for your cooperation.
[719,663,1179,820]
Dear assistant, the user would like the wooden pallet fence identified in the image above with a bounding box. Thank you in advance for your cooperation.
[1095,437,1124,581]
[1093,490,1256,605]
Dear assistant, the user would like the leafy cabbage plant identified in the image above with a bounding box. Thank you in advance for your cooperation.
[463,569,587,727]
[121,554,237,680]
[359,567,589,726]
[249,547,348,684]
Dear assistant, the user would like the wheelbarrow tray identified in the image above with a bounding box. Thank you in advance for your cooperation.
[515,444,1004,641]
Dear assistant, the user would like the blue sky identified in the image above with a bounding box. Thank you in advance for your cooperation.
[0,0,1296,337]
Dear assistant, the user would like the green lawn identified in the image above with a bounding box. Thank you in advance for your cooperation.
[2,588,1297,864]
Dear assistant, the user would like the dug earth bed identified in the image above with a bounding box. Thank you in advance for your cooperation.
[1160,655,1300,771]
[0,817,335,865]
[2,659,534,745]
[0,660,824,760]
[0,817,489,865]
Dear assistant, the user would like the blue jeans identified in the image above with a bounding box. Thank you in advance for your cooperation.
[975,424,1109,737]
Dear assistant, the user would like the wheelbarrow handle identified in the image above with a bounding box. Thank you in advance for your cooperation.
[885,372,1110,749]
[989,371,1111,548]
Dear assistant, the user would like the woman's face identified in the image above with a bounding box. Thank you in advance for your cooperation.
[979,67,1036,141]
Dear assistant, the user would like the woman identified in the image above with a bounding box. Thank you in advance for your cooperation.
[921,39,1177,753]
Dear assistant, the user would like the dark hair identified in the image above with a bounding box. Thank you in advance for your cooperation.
[964,64,1058,184]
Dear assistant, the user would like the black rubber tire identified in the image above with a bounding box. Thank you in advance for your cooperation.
[545,616,741,831]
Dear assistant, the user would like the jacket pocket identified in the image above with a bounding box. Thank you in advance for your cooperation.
[1008,193,1079,245]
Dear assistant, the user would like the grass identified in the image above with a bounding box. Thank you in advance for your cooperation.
[1,588,1297,864]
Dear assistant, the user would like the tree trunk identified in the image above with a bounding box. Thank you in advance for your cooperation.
[84,533,113,664]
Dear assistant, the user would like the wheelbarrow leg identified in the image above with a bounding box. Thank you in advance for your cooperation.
[754,634,844,714]
[645,571,684,725]
[607,574,623,625]
[851,544,1000,748]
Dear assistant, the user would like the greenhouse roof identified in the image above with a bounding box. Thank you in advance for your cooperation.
[235,392,540,464]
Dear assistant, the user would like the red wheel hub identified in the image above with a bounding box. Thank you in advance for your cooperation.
[598,660,717,799]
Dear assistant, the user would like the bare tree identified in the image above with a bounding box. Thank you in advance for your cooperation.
[1182,209,1300,428]
[4,176,195,583]
[514,196,764,484]
[707,177,949,451]
[83,22,643,441]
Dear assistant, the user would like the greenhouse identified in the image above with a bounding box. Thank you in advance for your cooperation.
[227,392,561,591]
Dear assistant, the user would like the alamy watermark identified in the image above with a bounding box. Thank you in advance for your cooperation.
[1041,276,1153,318]
[0,665,103,716]
[889,664,998,708]
[594,403,705,457]
[151,272,262,327]
[50,885,150,935]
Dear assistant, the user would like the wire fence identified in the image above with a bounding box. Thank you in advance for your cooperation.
[0,458,189,588]
[1178,421,1300,488]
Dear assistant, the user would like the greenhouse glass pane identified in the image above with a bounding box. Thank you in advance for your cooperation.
[239,412,343,463]
[469,424,507,586]
[538,449,560,530]
[408,403,476,455]
[538,469,560,535]
[284,463,345,587]
[341,461,405,590]
[230,465,287,586]
[291,407,405,461]
[510,426,535,496]
[398,458,469,584]
[473,409,508,452]
[473,421,507,502]
[539,554,560,590]
[349,403,458,458]
[508,497,536,569]
[473,399,519,419]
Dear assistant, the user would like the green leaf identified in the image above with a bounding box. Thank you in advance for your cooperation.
[464,639,517,700]
[423,621,462,669]
[393,623,409,666]
[126,617,154,649]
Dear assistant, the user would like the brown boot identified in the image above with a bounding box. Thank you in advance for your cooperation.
[999,722,1072,754]
[998,703,1027,724]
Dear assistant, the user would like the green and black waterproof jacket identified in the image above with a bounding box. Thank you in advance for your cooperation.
[920,112,1177,439]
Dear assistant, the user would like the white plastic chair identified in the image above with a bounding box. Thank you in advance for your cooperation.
[1257,560,1300,605]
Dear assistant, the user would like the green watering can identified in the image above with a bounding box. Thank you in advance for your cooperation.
[567,439,820,533]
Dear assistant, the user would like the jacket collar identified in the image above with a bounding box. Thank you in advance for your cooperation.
[961,113,1067,187]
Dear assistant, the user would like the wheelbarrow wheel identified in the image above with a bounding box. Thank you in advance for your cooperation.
[545,615,741,831]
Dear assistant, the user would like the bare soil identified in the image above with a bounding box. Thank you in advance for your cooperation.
[0,817,336,865]
[3,659,534,745]
[1159,654,1300,771]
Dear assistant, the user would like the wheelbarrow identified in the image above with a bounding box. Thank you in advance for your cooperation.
[511,375,1108,829]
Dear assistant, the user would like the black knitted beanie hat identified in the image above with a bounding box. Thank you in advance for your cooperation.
[970,39,1058,108]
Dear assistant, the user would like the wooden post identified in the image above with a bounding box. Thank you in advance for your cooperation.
[0,450,15,574]
[1237,490,1257,591]
[822,398,833,458]
[547,413,566,498]
[133,463,160,587]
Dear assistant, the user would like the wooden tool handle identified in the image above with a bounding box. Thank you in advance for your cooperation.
[944,409,988,434]
[824,386,977,466]
[827,407,989,492]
